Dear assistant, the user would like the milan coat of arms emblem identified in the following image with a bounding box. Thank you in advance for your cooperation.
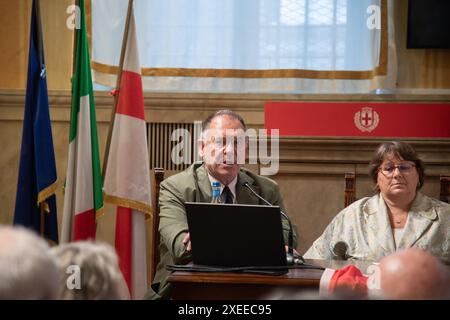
[354,107,379,132]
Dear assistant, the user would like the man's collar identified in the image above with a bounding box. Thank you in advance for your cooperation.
[207,173,238,199]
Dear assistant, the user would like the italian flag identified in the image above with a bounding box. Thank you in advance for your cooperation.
[103,9,151,300]
[61,0,103,242]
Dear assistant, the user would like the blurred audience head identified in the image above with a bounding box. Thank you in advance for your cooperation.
[51,241,130,300]
[379,248,450,299]
[0,225,60,299]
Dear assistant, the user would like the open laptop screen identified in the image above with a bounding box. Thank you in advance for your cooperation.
[185,202,287,268]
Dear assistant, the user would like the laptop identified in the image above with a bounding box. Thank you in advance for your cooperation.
[185,202,288,272]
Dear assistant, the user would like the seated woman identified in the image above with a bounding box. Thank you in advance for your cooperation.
[304,141,450,263]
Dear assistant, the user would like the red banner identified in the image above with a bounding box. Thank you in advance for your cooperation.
[264,102,450,138]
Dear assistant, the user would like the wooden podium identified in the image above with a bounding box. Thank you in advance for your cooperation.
[168,259,375,300]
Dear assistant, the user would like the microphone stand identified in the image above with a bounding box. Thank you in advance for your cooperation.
[241,181,298,266]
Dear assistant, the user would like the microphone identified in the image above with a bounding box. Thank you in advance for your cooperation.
[332,241,350,260]
[240,180,300,266]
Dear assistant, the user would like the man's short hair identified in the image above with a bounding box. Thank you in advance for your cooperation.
[202,109,247,133]
[0,226,60,299]
[51,241,129,300]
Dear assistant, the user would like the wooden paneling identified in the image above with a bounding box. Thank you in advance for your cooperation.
[0,0,73,90]
[0,0,31,89]
[39,0,74,90]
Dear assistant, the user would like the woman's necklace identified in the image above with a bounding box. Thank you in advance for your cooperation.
[394,214,407,225]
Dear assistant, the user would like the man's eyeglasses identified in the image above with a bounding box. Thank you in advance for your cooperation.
[379,163,416,177]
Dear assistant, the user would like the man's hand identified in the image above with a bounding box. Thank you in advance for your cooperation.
[182,233,192,252]
[285,245,300,256]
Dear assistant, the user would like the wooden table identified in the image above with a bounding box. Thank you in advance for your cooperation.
[168,259,375,300]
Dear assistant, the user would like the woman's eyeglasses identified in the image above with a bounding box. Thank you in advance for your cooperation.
[379,163,416,177]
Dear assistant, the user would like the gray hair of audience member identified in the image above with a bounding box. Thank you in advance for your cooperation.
[379,248,450,300]
[51,241,130,300]
[0,226,60,299]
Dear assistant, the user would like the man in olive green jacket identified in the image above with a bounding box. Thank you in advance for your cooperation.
[145,110,297,299]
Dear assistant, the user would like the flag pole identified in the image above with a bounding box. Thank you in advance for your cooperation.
[40,203,45,237]
[102,0,134,182]
[35,0,46,237]
[34,0,43,66]
[72,0,79,76]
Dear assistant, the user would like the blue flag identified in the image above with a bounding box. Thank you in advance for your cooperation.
[13,0,58,243]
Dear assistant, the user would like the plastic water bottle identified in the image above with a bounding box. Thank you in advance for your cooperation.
[211,181,221,203]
